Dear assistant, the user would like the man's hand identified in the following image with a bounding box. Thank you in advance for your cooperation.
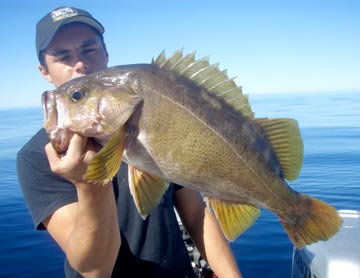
[45,134,100,186]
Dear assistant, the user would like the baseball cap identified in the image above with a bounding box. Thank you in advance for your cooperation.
[36,6,105,60]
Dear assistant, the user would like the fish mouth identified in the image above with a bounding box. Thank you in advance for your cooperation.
[42,91,74,153]
[42,91,57,132]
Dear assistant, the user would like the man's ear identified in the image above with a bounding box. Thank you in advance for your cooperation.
[103,43,109,65]
[38,65,53,83]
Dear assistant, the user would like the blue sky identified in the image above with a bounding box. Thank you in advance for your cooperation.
[1,0,359,108]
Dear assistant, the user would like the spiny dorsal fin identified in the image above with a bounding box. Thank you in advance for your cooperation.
[152,49,254,119]
[256,118,304,181]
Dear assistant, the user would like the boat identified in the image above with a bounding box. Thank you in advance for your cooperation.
[292,210,360,278]
[176,210,219,278]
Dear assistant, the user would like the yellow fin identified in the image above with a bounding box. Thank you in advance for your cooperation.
[152,49,254,118]
[84,125,127,185]
[128,165,169,219]
[280,194,343,249]
[208,198,260,241]
[256,118,304,181]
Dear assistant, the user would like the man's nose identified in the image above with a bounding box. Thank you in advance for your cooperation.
[73,59,89,74]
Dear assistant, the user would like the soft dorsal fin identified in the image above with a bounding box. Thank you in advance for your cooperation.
[256,118,304,181]
[152,49,254,119]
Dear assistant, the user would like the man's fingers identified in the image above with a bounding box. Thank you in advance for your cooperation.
[66,134,88,158]
[45,142,56,157]
[44,134,102,184]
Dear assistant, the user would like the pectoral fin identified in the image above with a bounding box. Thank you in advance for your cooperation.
[84,125,128,185]
[208,197,260,241]
[128,165,169,219]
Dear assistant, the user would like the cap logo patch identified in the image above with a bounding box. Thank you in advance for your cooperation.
[51,7,78,22]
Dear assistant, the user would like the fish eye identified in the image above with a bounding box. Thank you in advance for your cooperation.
[69,88,87,102]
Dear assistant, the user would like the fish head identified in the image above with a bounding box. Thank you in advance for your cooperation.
[42,72,143,153]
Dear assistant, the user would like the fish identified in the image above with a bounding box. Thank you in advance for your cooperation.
[42,49,343,249]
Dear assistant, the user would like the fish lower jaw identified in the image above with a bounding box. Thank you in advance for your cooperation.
[48,128,74,153]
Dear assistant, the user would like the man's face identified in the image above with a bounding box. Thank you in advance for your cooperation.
[39,23,108,88]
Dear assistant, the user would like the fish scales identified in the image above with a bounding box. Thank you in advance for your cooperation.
[117,65,287,205]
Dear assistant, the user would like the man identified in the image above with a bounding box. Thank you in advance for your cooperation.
[17,6,242,278]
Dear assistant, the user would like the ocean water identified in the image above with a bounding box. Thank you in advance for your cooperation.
[0,92,359,277]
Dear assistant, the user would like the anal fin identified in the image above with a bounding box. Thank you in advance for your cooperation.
[128,165,169,219]
[208,197,260,241]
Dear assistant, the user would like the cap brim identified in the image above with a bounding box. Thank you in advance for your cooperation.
[38,15,104,55]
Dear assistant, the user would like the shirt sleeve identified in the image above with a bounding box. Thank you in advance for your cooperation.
[16,129,77,230]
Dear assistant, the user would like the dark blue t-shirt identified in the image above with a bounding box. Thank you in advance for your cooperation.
[17,128,195,278]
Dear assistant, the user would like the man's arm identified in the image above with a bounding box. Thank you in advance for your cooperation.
[174,187,242,278]
[44,134,120,278]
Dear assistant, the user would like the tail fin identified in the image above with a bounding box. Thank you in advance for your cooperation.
[280,194,343,249]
